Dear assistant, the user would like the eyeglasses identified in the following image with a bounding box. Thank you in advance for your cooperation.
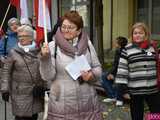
[18,35,32,40]
[61,24,77,32]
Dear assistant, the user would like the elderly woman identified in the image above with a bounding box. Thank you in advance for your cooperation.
[0,17,20,56]
[0,18,20,83]
[115,22,160,120]
[40,10,104,120]
[1,25,46,120]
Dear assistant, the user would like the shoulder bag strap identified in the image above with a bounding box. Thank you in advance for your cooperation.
[21,55,34,82]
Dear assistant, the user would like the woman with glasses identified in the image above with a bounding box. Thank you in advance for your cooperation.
[40,10,104,120]
[1,25,46,120]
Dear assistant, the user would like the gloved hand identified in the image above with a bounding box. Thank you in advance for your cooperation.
[33,86,49,99]
[2,92,9,102]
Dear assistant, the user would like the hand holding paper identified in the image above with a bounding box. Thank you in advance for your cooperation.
[65,55,91,80]
[80,70,93,81]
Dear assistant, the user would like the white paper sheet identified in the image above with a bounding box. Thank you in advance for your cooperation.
[65,55,91,80]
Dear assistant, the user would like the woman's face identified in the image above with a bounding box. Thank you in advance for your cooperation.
[61,19,81,40]
[132,27,146,43]
[18,31,32,46]
[10,22,20,33]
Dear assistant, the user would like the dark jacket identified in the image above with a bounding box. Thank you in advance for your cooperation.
[110,48,122,76]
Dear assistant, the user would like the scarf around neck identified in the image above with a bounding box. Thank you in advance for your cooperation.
[18,41,36,52]
[133,40,150,49]
[54,28,88,57]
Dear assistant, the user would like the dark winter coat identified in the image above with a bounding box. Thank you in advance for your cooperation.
[110,48,122,76]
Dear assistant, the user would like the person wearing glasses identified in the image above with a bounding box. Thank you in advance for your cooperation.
[40,10,104,120]
[1,25,46,120]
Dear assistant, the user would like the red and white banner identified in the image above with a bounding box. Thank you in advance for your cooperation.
[20,0,28,20]
[38,0,51,30]
[10,0,20,9]
[10,0,28,20]
[34,0,51,47]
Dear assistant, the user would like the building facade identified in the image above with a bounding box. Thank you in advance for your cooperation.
[1,0,160,65]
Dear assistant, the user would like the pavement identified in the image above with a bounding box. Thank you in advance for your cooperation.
[0,96,14,120]
[102,101,131,120]
[0,95,132,120]
[0,96,43,120]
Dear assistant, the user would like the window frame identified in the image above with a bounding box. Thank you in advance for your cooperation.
[136,0,160,40]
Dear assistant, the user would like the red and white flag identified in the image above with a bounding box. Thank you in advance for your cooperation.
[34,0,51,47]
[10,0,28,20]
[10,0,20,9]
[20,0,28,20]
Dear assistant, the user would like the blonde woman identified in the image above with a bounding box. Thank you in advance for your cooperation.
[115,22,160,120]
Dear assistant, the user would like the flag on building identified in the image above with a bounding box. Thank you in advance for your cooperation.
[34,0,51,47]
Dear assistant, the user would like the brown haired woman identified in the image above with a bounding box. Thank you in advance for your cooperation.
[40,10,104,120]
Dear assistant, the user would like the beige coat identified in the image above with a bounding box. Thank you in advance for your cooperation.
[40,39,104,120]
[1,48,45,117]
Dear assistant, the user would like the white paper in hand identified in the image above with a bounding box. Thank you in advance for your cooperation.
[65,55,91,80]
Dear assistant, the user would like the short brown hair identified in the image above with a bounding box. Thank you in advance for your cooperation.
[116,36,128,48]
[131,22,150,41]
[61,10,83,30]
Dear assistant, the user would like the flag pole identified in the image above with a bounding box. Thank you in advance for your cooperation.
[0,2,12,31]
[42,0,48,44]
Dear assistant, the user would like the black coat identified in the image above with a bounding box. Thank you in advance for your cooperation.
[110,48,122,76]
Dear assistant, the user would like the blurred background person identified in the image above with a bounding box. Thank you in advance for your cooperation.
[0,17,20,56]
[101,36,128,106]
[0,18,20,90]
[20,18,36,41]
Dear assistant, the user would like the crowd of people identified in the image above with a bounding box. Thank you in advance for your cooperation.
[0,10,160,120]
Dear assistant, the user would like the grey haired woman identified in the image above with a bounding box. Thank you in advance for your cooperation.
[1,25,46,120]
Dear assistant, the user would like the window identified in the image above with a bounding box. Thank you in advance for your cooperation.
[60,0,90,34]
[137,0,160,40]
[152,0,160,34]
